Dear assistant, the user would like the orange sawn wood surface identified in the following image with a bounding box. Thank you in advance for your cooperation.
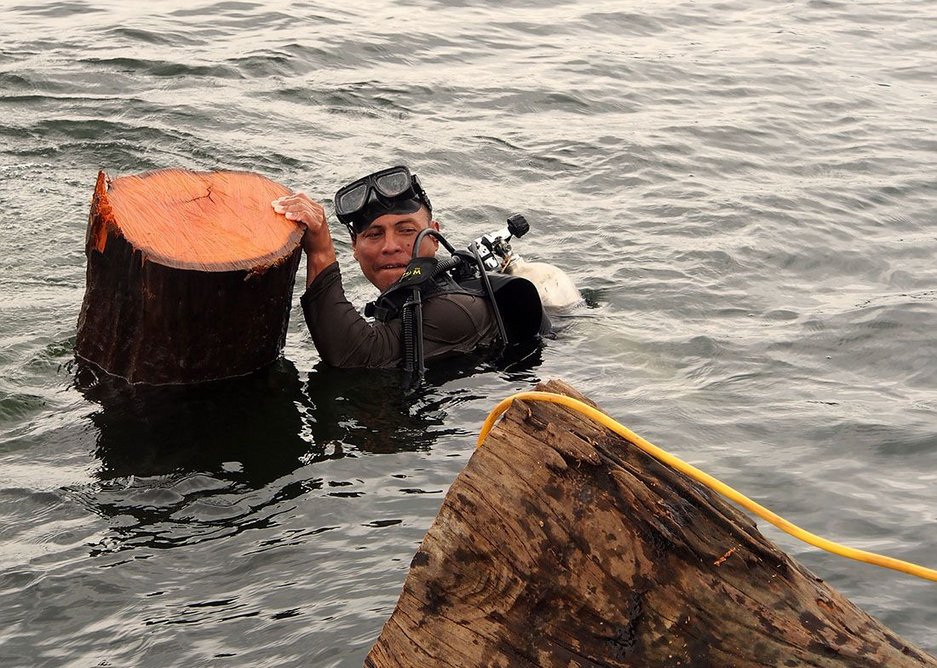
[88,168,301,271]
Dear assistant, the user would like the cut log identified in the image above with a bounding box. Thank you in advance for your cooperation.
[75,169,303,384]
[366,379,937,667]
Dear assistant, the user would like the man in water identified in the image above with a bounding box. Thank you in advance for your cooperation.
[272,165,499,368]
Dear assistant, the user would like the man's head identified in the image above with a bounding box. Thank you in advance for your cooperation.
[335,166,439,291]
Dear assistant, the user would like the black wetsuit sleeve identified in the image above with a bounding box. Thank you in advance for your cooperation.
[300,262,498,369]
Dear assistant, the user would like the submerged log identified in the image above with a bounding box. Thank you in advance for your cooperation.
[367,380,937,667]
[75,169,303,384]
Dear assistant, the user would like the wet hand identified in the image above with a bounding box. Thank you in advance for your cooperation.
[271,192,337,286]
[271,193,329,252]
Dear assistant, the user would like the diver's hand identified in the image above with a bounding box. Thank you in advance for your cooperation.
[272,192,337,287]
[272,192,328,253]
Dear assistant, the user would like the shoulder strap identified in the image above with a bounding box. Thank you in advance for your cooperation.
[365,256,444,322]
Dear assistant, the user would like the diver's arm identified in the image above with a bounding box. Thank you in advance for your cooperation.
[300,264,498,369]
[301,263,403,368]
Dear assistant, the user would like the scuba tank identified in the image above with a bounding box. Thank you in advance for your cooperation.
[473,214,582,311]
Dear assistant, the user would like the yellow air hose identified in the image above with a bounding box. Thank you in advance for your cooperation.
[477,391,937,583]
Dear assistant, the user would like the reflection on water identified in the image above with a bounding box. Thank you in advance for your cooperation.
[70,357,515,557]
[76,354,508,483]
[78,360,313,484]
[68,350,546,552]
[302,363,454,456]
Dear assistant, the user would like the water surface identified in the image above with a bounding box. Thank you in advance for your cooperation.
[1,0,935,665]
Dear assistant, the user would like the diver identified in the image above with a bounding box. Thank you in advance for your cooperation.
[271,165,549,374]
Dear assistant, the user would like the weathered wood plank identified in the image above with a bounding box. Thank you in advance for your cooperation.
[367,379,936,667]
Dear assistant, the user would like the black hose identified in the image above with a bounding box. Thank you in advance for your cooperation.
[432,255,462,277]
[412,228,458,258]
[402,299,415,376]
[413,290,425,377]
[401,288,425,392]
[415,230,510,350]
[469,241,509,352]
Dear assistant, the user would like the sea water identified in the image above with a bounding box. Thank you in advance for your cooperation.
[1,1,935,665]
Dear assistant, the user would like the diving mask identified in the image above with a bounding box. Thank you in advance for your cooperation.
[334,165,433,235]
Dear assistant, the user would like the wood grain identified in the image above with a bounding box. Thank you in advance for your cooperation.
[366,379,937,667]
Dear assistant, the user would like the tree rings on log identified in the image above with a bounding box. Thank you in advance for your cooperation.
[366,379,937,667]
[75,169,303,385]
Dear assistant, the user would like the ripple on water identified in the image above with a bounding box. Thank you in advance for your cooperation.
[1,0,936,662]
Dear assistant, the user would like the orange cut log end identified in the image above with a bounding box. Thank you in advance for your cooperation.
[91,168,302,271]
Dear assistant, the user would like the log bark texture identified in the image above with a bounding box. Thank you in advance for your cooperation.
[366,380,937,667]
[75,169,303,384]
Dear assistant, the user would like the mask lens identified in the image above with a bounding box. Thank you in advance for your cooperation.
[336,182,369,215]
[374,170,411,198]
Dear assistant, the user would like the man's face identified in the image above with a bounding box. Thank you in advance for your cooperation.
[352,207,439,292]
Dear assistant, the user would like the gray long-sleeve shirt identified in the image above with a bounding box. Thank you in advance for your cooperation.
[300,262,498,368]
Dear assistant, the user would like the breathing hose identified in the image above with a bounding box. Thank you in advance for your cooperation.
[412,228,458,258]
[477,391,937,583]
[400,291,421,390]
[469,241,509,352]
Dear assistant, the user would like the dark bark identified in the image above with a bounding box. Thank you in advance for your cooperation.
[366,379,937,668]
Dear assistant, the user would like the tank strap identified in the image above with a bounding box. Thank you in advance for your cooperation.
[366,263,480,323]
